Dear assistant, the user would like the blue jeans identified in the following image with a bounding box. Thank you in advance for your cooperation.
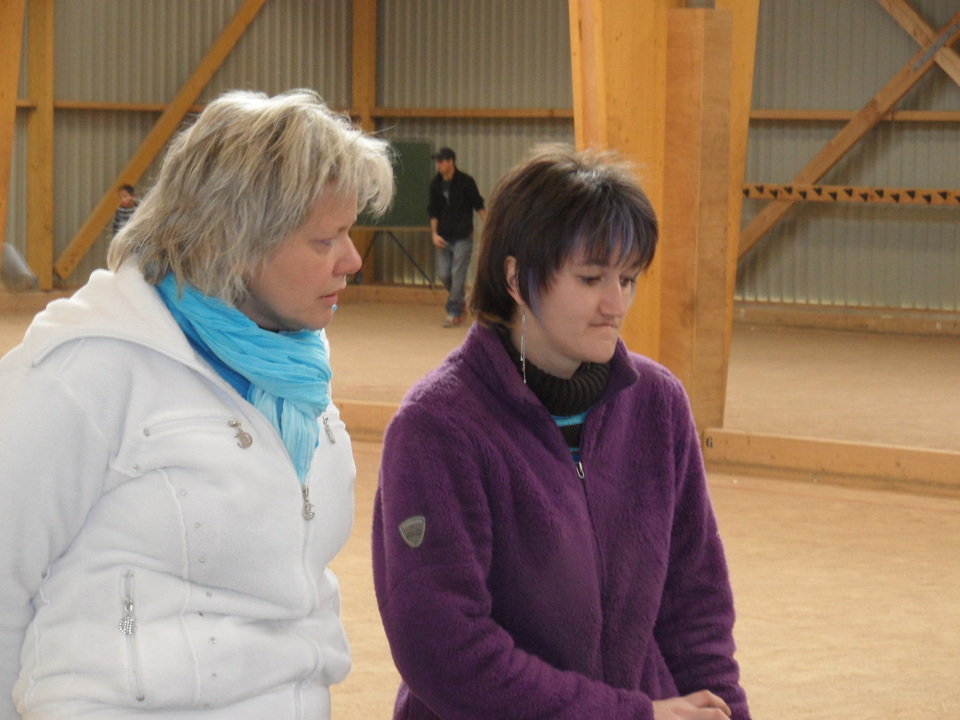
[436,237,473,317]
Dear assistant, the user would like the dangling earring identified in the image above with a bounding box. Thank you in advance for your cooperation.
[520,309,527,385]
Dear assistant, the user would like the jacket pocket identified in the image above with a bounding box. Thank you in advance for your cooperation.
[142,415,254,449]
[119,570,147,704]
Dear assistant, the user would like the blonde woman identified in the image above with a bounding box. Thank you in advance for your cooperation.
[0,89,393,720]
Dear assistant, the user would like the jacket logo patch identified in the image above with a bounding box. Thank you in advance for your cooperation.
[398,515,426,548]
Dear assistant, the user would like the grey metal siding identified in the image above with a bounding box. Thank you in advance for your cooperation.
[740,0,960,310]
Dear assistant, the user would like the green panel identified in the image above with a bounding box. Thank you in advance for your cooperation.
[359,139,435,229]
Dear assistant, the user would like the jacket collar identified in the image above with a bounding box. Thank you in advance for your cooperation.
[458,322,640,413]
[21,263,201,371]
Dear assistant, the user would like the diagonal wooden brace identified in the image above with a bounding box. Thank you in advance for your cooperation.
[738,7,960,259]
[53,0,269,281]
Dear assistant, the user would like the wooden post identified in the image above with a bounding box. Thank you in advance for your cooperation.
[569,0,678,360]
[570,1,756,431]
[660,8,734,429]
[0,0,26,259]
[716,0,759,411]
[26,0,54,290]
[352,0,378,277]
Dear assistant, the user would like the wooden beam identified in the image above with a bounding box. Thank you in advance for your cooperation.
[716,0,759,429]
[16,101,960,124]
[374,107,574,120]
[0,0,26,257]
[703,428,960,499]
[568,0,609,150]
[751,108,960,122]
[875,0,960,87]
[738,9,960,259]
[53,0,269,280]
[743,182,960,206]
[735,301,960,337]
[351,0,378,273]
[569,0,679,361]
[660,8,734,430]
[352,0,377,133]
[26,0,54,290]
[51,100,206,113]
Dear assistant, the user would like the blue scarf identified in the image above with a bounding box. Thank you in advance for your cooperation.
[156,274,331,482]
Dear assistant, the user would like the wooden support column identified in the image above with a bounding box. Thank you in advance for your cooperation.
[351,0,378,274]
[715,0,759,394]
[570,0,754,431]
[660,9,734,429]
[54,0,268,281]
[569,0,679,360]
[26,0,54,289]
[0,0,26,258]
[352,0,377,133]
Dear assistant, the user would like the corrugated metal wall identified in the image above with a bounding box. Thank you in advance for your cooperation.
[378,0,572,109]
[373,0,573,285]
[5,0,958,311]
[53,0,351,105]
[8,0,352,286]
[740,0,960,310]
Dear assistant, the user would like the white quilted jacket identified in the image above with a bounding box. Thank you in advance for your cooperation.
[0,265,356,720]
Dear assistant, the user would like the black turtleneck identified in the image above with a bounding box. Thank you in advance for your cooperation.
[496,326,609,456]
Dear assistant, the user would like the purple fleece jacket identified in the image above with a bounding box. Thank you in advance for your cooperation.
[372,323,750,720]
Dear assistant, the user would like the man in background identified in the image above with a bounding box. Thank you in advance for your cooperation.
[428,147,486,327]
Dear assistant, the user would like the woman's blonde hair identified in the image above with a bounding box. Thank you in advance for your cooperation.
[108,89,395,304]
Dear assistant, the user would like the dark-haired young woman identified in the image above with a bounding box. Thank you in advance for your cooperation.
[373,145,751,720]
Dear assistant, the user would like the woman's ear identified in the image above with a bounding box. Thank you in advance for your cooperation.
[503,256,523,306]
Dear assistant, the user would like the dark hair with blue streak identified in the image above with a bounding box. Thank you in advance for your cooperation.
[471,143,658,326]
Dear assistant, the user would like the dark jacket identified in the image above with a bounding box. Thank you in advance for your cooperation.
[372,323,750,720]
[427,168,485,241]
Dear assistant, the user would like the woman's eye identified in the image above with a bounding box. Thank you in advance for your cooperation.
[579,275,601,286]
[620,276,638,288]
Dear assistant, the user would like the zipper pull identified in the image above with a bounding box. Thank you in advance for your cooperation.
[301,485,316,521]
[228,419,253,449]
[119,597,137,635]
[576,460,585,480]
[322,415,336,444]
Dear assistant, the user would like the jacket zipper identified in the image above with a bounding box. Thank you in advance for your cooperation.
[119,570,146,703]
[300,412,338,520]
[322,414,336,444]
[142,416,253,449]
[573,452,606,598]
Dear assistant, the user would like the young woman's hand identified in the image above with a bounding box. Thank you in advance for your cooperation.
[653,690,732,720]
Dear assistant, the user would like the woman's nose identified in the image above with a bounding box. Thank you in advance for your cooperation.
[600,281,627,315]
[341,235,363,276]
